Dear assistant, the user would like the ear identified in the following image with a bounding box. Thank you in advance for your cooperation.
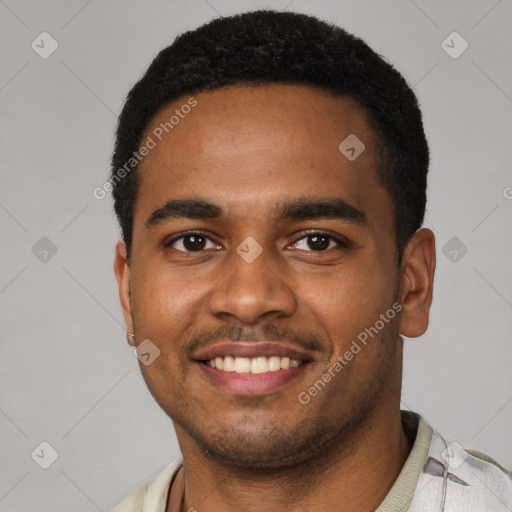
[114,240,135,345]
[398,228,436,338]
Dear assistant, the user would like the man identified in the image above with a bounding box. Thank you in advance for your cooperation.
[110,10,511,512]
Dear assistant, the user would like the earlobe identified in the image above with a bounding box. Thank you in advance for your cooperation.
[398,228,436,338]
[114,240,135,345]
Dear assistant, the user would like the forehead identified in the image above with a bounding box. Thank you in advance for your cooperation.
[134,84,391,228]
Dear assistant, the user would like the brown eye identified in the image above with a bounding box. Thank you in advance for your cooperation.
[182,235,206,251]
[291,232,347,252]
[306,234,330,251]
[166,233,220,252]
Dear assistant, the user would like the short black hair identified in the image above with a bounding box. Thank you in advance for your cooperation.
[111,10,429,262]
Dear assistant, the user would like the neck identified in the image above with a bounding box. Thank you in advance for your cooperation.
[172,407,413,512]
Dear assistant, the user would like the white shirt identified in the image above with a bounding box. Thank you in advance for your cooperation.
[111,411,512,512]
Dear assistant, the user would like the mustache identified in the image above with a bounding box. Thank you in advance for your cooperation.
[180,322,326,359]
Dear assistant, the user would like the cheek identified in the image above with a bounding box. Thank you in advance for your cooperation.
[132,262,206,326]
[131,270,200,399]
[307,264,396,351]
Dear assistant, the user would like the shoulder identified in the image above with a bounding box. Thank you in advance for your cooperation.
[110,458,183,512]
[456,448,512,507]
[412,423,512,512]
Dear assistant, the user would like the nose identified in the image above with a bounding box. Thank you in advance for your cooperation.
[208,246,297,324]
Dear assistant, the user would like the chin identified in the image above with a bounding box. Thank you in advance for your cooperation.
[182,415,346,470]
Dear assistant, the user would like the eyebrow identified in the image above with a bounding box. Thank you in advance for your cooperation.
[146,196,367,227]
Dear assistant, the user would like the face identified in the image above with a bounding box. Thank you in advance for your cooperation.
[114,84,435,469]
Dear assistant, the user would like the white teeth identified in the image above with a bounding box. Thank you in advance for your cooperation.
[207,356,303,373]
[223,356,235,372]
[251,357,268,374]
[234,357,251,373]
[268,356,281,371]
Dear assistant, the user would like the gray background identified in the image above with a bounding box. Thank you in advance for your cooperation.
[1,0,511,510]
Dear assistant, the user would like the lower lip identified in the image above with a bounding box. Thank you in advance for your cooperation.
[196,362,308,394]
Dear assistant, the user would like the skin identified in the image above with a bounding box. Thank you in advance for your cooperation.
[114,84,436,512]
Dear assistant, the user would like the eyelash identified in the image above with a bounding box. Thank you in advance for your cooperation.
[164,230,348,253]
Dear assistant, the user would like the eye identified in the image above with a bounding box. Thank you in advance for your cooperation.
[164,230,348,253]
[165,232,221,252]
[291,231,347,252]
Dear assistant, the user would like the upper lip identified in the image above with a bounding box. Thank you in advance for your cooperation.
[193,341,315,362]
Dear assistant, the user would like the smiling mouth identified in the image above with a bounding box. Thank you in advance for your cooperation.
[201,355,303,374]
[196,356,309,395]
[192,341,314,394]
